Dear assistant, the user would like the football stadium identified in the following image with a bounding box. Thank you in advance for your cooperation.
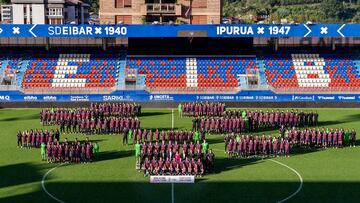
[0,0,360,202]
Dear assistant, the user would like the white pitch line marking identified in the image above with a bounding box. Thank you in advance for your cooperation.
[42,163,66,203]
[171,182,174,203]
[172,109,174,129]
[269,159,303,203]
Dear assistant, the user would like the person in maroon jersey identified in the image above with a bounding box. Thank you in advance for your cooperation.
[58,143,64,163]
[299,130,305,146]
[160,130,165,142]
[113,117,119,134]
[210,118,215,133]
[167,141,173,158]
[180,131,186,143]
[285,139,290,157]
[200,119,205,132]
[85,119,90,134]
[30,131,35,148]
[101,118,107,134]
[253,136,259,156]
[51,142,57,162]
[236,139,242,158]
[337,129,344,148]
[248,139,254,157]
[26,131,31,148]
[262,139,267,157]
[147,129,153,142]
[108,118,114,134]
[316,129,322,147]
[35,132,40,148]
[322,129,328,148]
[119,118,124,133]
[160,140,166,157]
[279,137,284,156]
[143,157,151,176]
[188,131,193,142]
[174,130,179,142]
[86,142,92,162]
[229,139,235,157]
[135,118,140,130]
[125,118,130,131]
[311,129,316,147]
[333,130,338,147]
[40,132,45,146]
[152,128,158,142]
[80,144,86,163]
[141,129,146,142]
[165,130,171,142]
[272,138,278,157]
[304,129,310,147]
[136,129,141,142]
[64,143,69,162]
[289,110,294,128]
[205,119,210,133]
[189,141,195,154]
[285,110,290,127]
[242,137,248,157]
[327,130,333,147]
[182,141,188,158]
[227,139,233,158]
[95,118,101,134]
[173,141,179,154]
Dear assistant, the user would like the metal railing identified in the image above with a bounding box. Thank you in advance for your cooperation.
[146,3,175,14]
[3,84,360,95]
[269,86,360,94]
[20,87,116,95]
[145,87,241,94]
[0,85,19,91]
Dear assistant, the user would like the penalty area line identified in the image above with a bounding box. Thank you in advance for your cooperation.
[41,163,66,203]
[269,159,303,203]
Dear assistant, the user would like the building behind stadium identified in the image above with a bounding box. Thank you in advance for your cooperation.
[99,0,222,24]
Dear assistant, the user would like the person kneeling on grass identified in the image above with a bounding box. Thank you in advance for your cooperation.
[144,157,151,177]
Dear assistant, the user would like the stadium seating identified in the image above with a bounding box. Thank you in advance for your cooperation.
[126,56,257,91]
[21,52,119,89]
[2,50,360,94]
[264,53,360,91]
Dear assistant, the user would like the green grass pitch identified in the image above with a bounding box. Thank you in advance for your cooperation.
[1,108,360,203]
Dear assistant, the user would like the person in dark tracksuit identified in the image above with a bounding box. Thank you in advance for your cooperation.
[123,127,129,145]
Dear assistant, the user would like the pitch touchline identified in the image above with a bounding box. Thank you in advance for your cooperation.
[269,159,303,203]
[42,163,66,203]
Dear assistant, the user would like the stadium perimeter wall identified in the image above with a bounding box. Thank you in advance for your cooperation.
[1,102,360,108]
[1,90,360,108]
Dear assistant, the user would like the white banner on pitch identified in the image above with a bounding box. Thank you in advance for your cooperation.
[150,176,195,184]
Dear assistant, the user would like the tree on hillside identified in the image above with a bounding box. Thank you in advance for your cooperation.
[0,0,11,4]
[320,0,346,22]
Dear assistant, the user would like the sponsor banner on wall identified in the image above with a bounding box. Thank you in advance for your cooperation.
[1,91,360,102]
[150,176,195,184]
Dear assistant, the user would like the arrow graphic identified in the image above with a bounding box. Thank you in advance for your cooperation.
[29,24,37,37]
[337,24,346,37]
[0,28,3,34]
[303,24,312,37]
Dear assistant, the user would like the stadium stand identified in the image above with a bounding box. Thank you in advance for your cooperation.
[126,56,257,92]
[10,51,121,93]
[264,53,360,92]
[2,51,360,94]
